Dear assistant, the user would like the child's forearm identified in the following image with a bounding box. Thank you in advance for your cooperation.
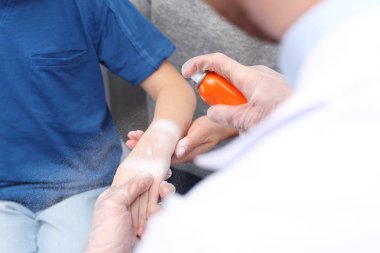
[151,83,195,136]
[142,61,196,145]
[114,61,194,184]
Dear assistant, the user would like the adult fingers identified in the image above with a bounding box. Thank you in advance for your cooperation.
[181,53,251,94]
[149,181,176,216]
[172,141,217,164]
[207,104,245,130]
[174,134,209,162]
[174,136,190,159]
[174,117,212,159]
[249,65,285,78]
[165,168,172,180]
[159,181,176,200]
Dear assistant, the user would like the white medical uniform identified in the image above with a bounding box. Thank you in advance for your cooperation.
[137,0,380,252]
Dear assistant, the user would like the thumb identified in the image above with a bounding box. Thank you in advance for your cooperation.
[174,137,189,158]
[175,128,204,159]
[207,104,247,130]
[159,181,176,200]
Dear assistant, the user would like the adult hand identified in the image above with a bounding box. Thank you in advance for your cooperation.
[113,120,180,237]
[182,53,292,131]
[126,116,238,164]
[84,173,175,253]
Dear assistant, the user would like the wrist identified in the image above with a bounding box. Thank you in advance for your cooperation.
[146,119,181,149]
[148,119,181,137]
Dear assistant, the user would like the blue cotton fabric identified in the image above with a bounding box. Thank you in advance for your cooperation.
[0,0,174,212]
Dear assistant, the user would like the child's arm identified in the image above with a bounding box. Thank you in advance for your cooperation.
[141,60,196,135]
[112,60,196,236]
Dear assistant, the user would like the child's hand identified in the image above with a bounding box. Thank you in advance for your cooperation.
[113,120,180,237]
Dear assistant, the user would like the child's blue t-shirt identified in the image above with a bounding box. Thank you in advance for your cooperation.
[0,0,175,212]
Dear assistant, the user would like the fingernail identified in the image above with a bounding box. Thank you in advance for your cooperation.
[138,227,144,236]
[176,146,186,158]
[175,138,188,158]
[167,183,176,195]
[127,132,136,138]
[181,61,191,77]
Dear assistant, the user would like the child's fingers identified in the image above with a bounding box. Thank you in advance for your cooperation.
[127,130,144,140]
[147,181,161,218]
[127,131,138,140]
[131,198,140,236]
[126,130,145,149]
[137,191,149,236]
[126,139,138,149]
[135,130,144,136]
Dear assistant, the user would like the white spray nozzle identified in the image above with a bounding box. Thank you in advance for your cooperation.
[190,71,207,86]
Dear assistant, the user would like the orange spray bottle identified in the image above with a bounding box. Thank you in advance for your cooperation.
[191,71,248,106]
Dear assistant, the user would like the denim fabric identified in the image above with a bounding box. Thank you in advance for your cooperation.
[0,187,106,253]
[0,0,174,212]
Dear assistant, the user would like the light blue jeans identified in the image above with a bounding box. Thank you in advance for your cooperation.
[0,187,107,253]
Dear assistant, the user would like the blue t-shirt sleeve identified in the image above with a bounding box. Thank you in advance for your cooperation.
[84,0,175,85]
